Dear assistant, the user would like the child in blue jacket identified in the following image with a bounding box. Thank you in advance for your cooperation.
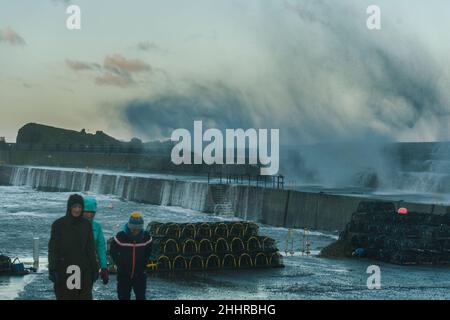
[83,197,109,284]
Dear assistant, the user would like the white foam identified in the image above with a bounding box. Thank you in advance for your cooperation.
[12,165,210,183]
[7,211,54,218]
[259,225,339,240]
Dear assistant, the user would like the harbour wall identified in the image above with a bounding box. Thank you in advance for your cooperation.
[1,165,447,232]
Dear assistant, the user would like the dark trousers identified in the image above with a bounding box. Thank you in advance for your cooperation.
[117,273,147,300]
[54,284,93,300]
[54,272,93,300]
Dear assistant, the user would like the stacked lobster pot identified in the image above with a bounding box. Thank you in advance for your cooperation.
[135,221,284,272]
[321,201,450,266]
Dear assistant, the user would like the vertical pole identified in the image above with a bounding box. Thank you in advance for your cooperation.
[290,229,295,256]
[33,237,39,269]
[302,230,305,256]
[285,229,290,255]
[305,229,310,256]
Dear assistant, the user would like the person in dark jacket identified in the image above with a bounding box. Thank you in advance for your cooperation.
[110,212,152,300]
[48,194,99,300]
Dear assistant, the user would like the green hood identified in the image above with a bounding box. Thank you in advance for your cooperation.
[83,196,97,214]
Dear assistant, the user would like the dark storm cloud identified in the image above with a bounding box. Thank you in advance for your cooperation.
[272,0,449,183]
[273,0,447,142]
[122,83,256,138]
[116,0,450,185]
[119,0,448,143]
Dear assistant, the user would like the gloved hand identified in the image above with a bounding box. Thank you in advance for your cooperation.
[49,270,58,283]
[100,268,109,285]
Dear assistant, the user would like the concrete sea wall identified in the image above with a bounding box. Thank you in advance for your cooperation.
[0,165,447,232]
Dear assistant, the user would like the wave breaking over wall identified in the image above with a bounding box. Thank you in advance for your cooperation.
[1,166,448,232]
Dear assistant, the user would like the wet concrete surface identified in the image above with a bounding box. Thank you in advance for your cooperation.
[1,186,449,300]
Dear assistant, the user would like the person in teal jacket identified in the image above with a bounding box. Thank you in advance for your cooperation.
[83,196,109,285]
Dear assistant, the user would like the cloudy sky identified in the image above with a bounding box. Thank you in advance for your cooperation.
[1,0,450,144]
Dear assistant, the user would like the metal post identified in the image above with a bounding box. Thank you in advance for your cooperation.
[285,229,295,256]
[302,229,310,256]
[277,175,284,189]
[33,237,39,269]
[285,229,290,255]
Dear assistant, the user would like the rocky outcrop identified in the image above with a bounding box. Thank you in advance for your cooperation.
[17,123,121,147]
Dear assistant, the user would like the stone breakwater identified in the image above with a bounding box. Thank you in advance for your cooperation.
[0,165,448,232]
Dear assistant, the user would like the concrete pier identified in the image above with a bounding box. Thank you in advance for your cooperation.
[0,165,448,232]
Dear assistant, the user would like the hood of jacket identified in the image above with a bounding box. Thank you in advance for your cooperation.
[66,194,85,223]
